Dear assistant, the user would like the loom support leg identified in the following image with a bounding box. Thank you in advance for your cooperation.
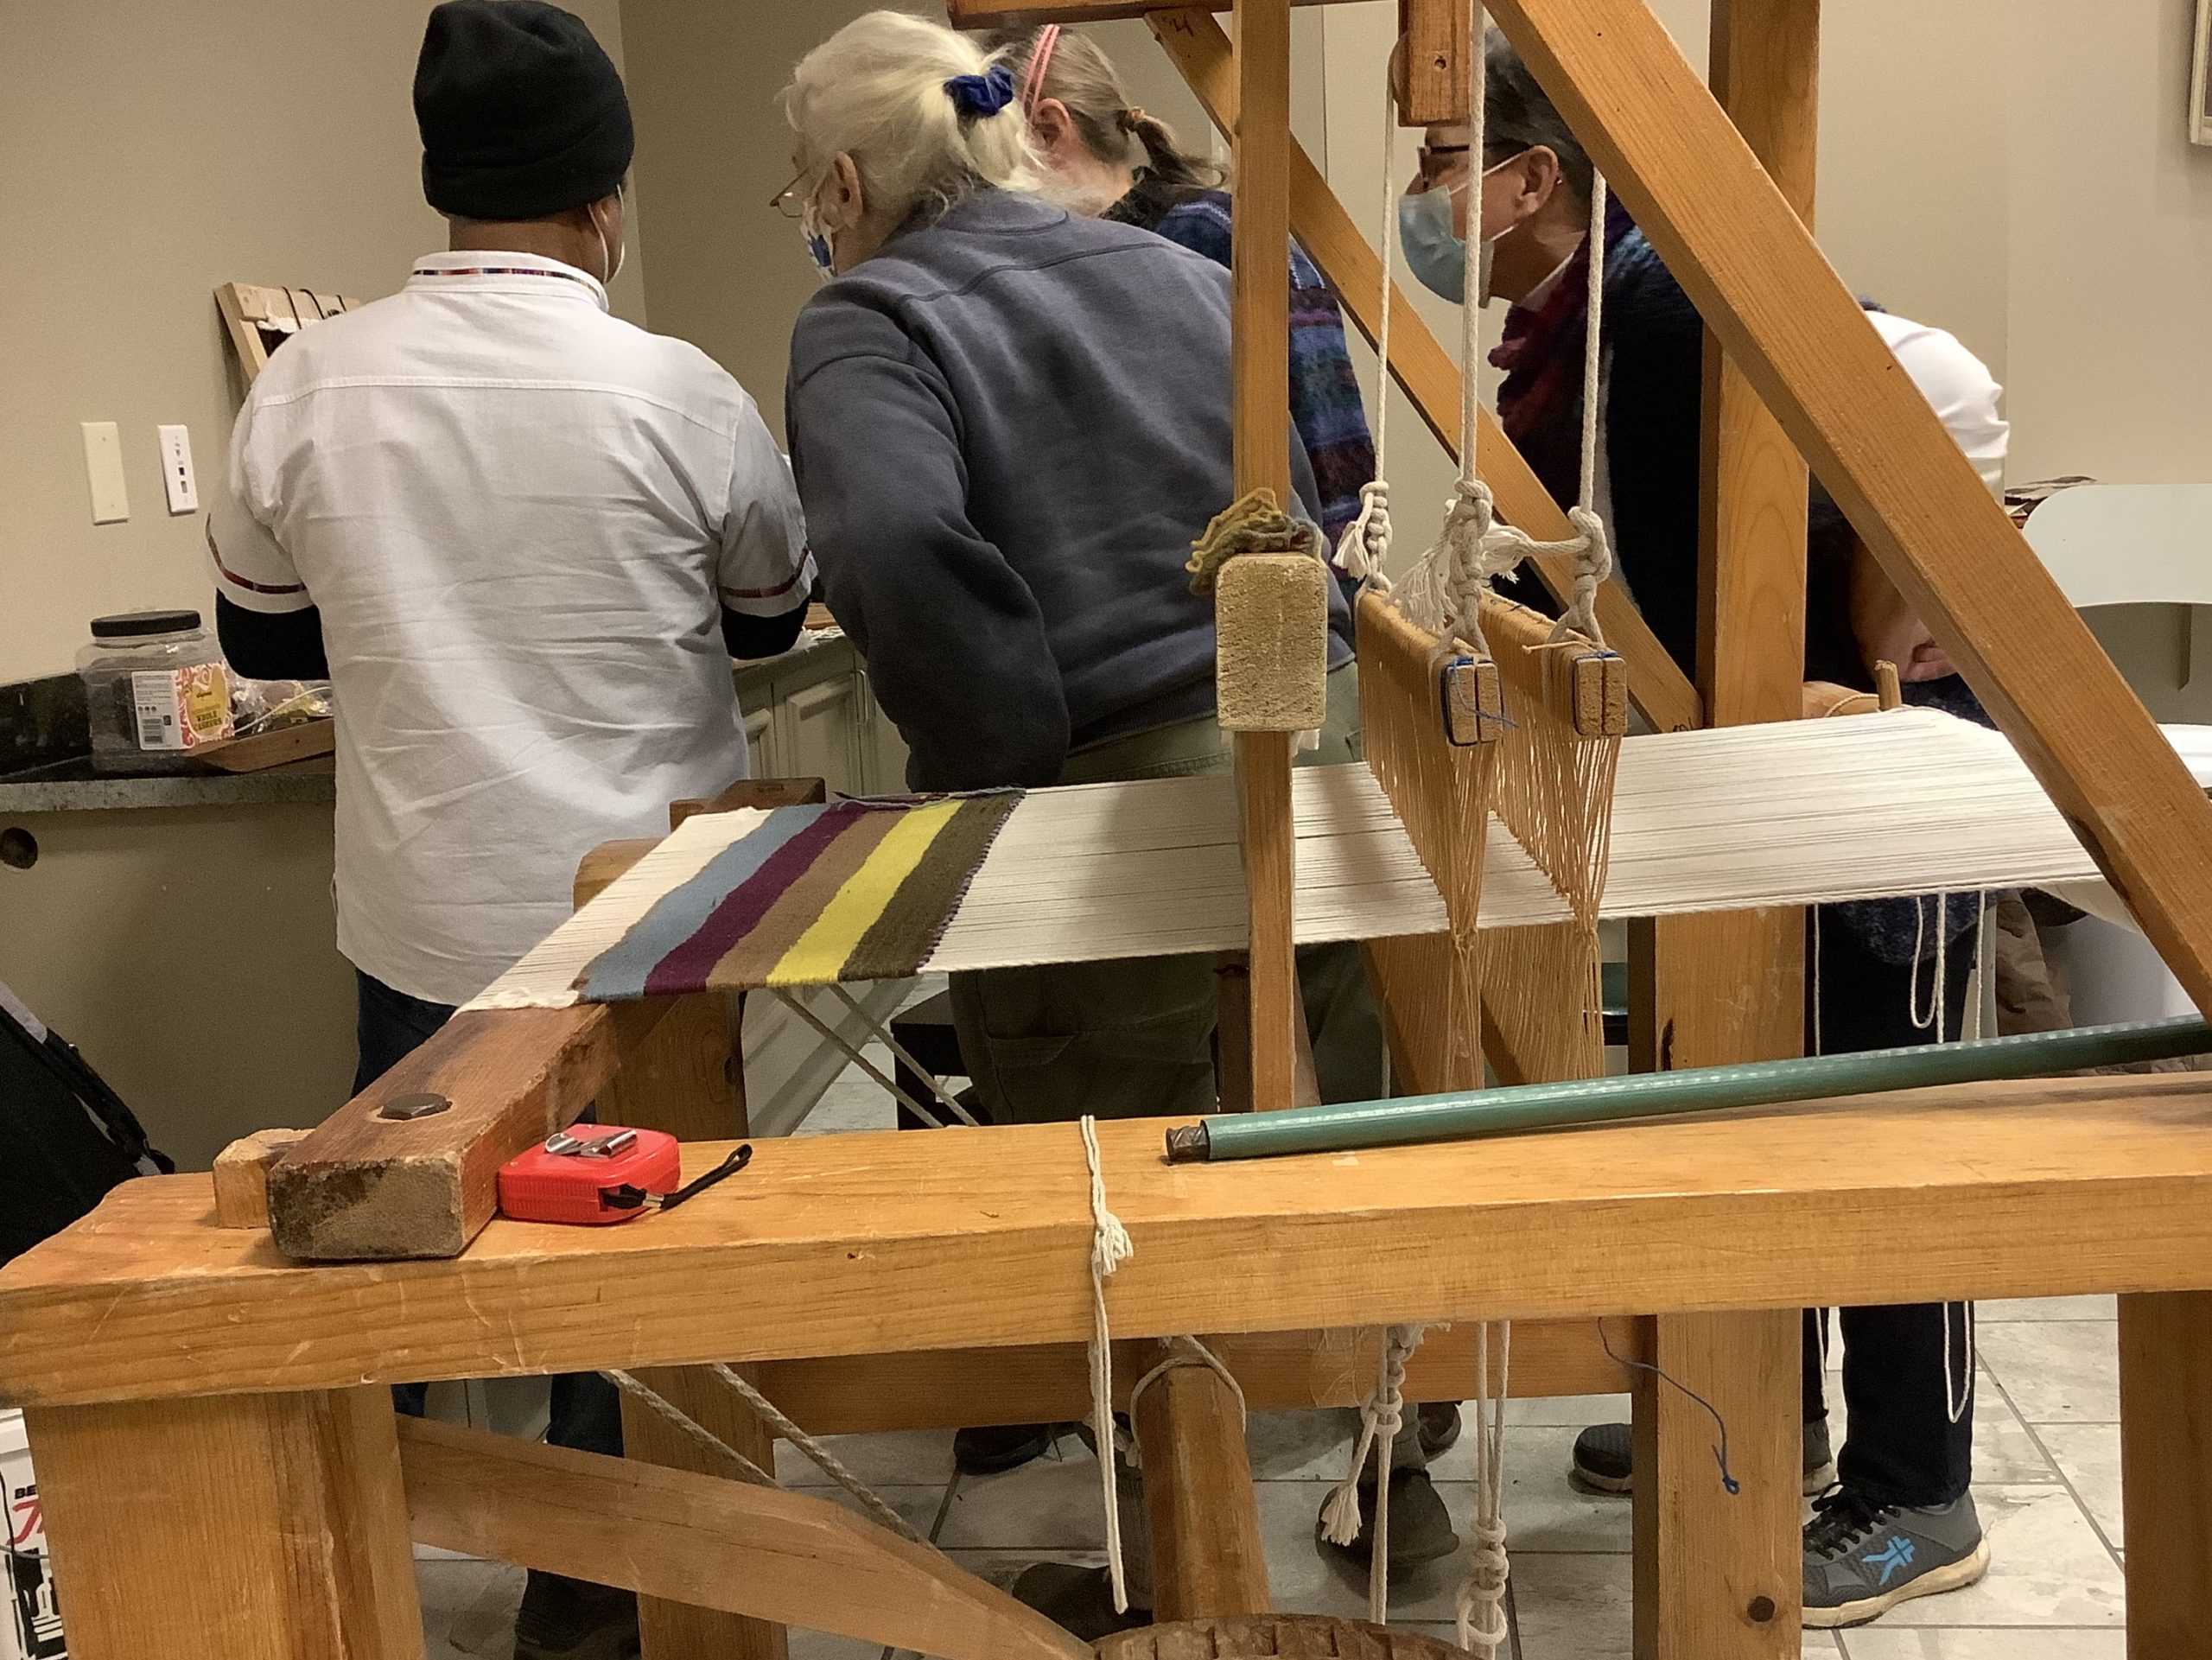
[1631,1309,1801,1660]
[1134,1341,1273,1620]
[602,989,790,1660]
[25,1387,425,1659]
[2119,1291,2212,1657]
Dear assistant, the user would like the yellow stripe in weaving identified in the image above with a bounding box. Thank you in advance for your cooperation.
[765,801,964,986]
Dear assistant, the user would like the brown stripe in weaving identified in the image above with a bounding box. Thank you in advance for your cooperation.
[840,794,1022,983]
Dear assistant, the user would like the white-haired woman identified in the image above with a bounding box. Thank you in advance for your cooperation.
[779,8,1385,1555]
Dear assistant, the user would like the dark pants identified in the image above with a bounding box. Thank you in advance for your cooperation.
[1801,913,1978,1508]
[357,972,624,1467]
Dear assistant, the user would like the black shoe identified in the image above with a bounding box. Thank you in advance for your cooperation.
[512,1573,640,1660]
[955,1421,1063,1476]
[1315,1466,1460,1568]
[1802,1487,1989,1628]
[1009,1562,1151,1641]
[1416,1401,1462,1459]
[1569,1417,1836,1497]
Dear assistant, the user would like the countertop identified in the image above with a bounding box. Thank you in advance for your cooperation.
[0,628,855,817]
[0,755,337,814]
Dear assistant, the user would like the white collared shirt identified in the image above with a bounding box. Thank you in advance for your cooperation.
[209,251,812,1005]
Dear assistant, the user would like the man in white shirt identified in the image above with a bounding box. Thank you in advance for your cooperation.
[207,4,809,1653]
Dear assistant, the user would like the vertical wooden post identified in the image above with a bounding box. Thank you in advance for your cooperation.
[1228,0,1301,1119]
[599,990,788,1660]
[1627,4,1816,1654]
[2119,1291,2212,1658]
[27,1387,424,1659]
[1630,1311,1802,1660]
[1127,0,1288,1620]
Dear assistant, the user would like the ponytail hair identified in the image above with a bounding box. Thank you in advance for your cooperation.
[982,24,1224,194]
[784,10,1048,232]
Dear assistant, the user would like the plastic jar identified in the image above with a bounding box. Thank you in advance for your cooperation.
[76,609,235,774]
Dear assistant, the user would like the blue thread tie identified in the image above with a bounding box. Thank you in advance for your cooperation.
[945,62,1016,119]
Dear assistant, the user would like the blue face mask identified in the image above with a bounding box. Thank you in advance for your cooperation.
[1399,150,1529,305]
[1398,185,1469,302]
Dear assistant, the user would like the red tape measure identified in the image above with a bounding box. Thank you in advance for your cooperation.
[497,1129,755,1226]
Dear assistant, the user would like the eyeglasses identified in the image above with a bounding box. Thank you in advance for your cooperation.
[1414,143,1470,187]
[769,167,811,219]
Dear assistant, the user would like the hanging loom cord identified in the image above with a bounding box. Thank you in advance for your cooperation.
[1455,1317,1516,1660]
[1082,1114,1139,1613]
[1186,487,1325,595]
[1321,1321,1430,1624]
[1335,70,1401,595]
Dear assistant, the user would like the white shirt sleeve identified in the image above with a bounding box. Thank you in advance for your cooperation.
[206,399,313,614]
[1868,312,2010,498]
[716,416,815,618]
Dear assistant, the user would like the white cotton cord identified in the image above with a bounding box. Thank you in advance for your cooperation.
[706,1364,928,1546]
[1575,175,1608,514]
[1942,1301,1975,1425]
[1455,1319,1514,1659]
[1321,1323,1428,1621]
[1908,893,1949,1043]
[1463,0,1489,480]
[1081,1114,1137,1612]
[603,1370,777,1487]
[1335,73,1401,593]
[1126,1334,1247,1425]
[1965,889,1990,1042]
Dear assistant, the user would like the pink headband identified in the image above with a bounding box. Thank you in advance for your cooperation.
[1020,24,1062,119]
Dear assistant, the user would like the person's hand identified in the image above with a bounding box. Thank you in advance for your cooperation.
[1848,543,1955,683]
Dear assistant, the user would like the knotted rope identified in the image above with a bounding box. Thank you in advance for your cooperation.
[1454,1320,1515,1659]
[1390,0,1616,658]
[1333,73,1401,595]
[1320,1321,1429,1621]
[1081,1114,1139,1612]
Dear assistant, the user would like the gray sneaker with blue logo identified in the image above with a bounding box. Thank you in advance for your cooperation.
[1802,1488,1990,1628]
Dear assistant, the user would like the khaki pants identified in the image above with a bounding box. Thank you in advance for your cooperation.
[949,666,1385,1125]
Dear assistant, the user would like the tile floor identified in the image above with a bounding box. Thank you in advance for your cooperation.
[417,1052,2133,1660]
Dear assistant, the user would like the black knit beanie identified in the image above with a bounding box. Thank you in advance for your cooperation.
[414,0,633,220]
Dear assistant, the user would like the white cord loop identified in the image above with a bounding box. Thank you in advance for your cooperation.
[1081,1115,1138,1612]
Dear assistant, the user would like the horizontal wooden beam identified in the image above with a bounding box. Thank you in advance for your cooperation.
[755,1319,1639,1434]
[948,0,1334,26]
[400,1417,1086,1660]
[1487,0,2212,1011]
[266,998,669,1261]
[1149,8,1703,733]
[11,1072,2212,1406]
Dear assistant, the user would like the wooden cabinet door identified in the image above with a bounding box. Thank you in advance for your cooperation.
[781,674,862,798]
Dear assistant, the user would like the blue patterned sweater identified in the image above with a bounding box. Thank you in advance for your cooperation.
[1109,182,1377,570]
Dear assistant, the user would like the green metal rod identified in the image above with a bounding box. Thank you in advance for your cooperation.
[1164,1015,2212,1163]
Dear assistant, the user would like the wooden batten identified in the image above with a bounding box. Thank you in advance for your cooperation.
[400,1418,1089,1660]
[1396,0,1469,123]
[211,1128,308,1229]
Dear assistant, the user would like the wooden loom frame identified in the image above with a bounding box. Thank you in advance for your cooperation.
[10,2,2212,1658]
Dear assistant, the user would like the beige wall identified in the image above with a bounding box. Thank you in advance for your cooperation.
[0,0,637,1168]
[619,4,1277,441]
[0,0,644,684]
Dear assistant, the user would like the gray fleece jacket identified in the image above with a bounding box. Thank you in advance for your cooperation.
[786,188,1350,793]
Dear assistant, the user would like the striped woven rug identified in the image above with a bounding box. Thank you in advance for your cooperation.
[581,794,1020,999]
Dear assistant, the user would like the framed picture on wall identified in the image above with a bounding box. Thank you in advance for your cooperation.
[2196,0,2212,145]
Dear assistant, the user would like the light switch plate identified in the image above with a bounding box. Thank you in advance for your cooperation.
[157,424,198,515]
[81,422,129,524]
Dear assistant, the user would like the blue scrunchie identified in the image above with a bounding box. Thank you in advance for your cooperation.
[944,61,1016,120]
